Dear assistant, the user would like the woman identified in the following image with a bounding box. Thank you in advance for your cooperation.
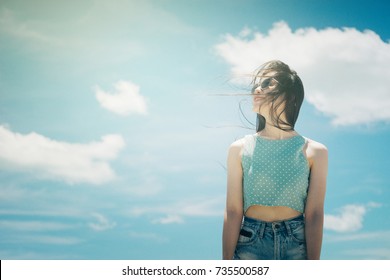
[222,60,328,260]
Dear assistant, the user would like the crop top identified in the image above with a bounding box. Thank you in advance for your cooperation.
[241,134,310,213]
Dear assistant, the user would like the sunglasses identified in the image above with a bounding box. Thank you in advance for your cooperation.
[251,77,278,94]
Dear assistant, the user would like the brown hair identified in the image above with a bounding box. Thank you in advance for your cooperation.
[252,60,304,132]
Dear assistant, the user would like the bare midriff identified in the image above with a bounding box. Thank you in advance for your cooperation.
[245,205,302,222]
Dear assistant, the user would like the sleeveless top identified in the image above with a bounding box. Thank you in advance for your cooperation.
[241,134,310,213]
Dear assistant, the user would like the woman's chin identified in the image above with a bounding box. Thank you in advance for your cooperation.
[252,106,260,113]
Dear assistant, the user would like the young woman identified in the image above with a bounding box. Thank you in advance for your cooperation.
[222,60,328,260]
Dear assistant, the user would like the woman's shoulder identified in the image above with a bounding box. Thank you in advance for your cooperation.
[227,134,255,157]
[304,137,328,152]
[229,134,257,150]
[303,137,328,164]
[228,137,244,154]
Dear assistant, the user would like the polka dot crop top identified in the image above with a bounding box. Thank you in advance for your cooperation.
[241,134,310,213]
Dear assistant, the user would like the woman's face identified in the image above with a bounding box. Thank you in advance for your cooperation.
[251,72,278,114]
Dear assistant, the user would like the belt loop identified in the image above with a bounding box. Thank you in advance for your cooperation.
[284,220,292,236]
[258,222,266,239]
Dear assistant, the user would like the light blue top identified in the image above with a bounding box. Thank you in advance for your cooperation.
[241,134,310,213]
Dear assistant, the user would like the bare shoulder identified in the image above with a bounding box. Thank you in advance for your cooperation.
[229,137,245,149]
[304,137,328,165]
[306,137,328,153]
[227,137,246,160]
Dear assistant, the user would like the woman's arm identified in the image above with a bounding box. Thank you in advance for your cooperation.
[304,140,328,260]
[222,140,244,260]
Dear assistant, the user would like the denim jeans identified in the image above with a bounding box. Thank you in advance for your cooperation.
[234,214,307,260]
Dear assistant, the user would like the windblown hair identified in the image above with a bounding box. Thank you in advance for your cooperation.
[252,60,304,132]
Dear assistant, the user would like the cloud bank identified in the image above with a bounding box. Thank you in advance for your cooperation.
[324,203,380,232]
[129,197,224,224]
[95,80,148,116]
[215,21,390,126]
[0,125,125,184]
[88,213,116,231]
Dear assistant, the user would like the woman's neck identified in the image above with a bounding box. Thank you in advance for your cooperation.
[257,122,297,140]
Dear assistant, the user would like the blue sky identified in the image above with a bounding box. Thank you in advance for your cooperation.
[0,0,389,260]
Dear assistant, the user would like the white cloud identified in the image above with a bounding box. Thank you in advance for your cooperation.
[215,21,390,126]
[326,230,390,242]
[0,220,73,232]
[20,235,82,245]
[152,215,184,225]
[128,230,168,243]
[324,203,380,232]
[325,205,366,232]
[0,125,125,184]
[95,81,148,116]
[129,197,224,224]
[88,213,116,231]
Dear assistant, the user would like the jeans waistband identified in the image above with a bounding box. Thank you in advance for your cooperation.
[242,214,304,235]
[243,214,304,225]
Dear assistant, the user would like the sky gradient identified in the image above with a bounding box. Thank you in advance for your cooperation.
[1,0,390,260]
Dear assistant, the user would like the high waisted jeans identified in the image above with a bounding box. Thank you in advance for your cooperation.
[234,214,307,260]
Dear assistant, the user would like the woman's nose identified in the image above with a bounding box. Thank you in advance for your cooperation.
[253,86,263,95]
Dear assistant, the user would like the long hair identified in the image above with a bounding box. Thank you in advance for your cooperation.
[252,60,304,132]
